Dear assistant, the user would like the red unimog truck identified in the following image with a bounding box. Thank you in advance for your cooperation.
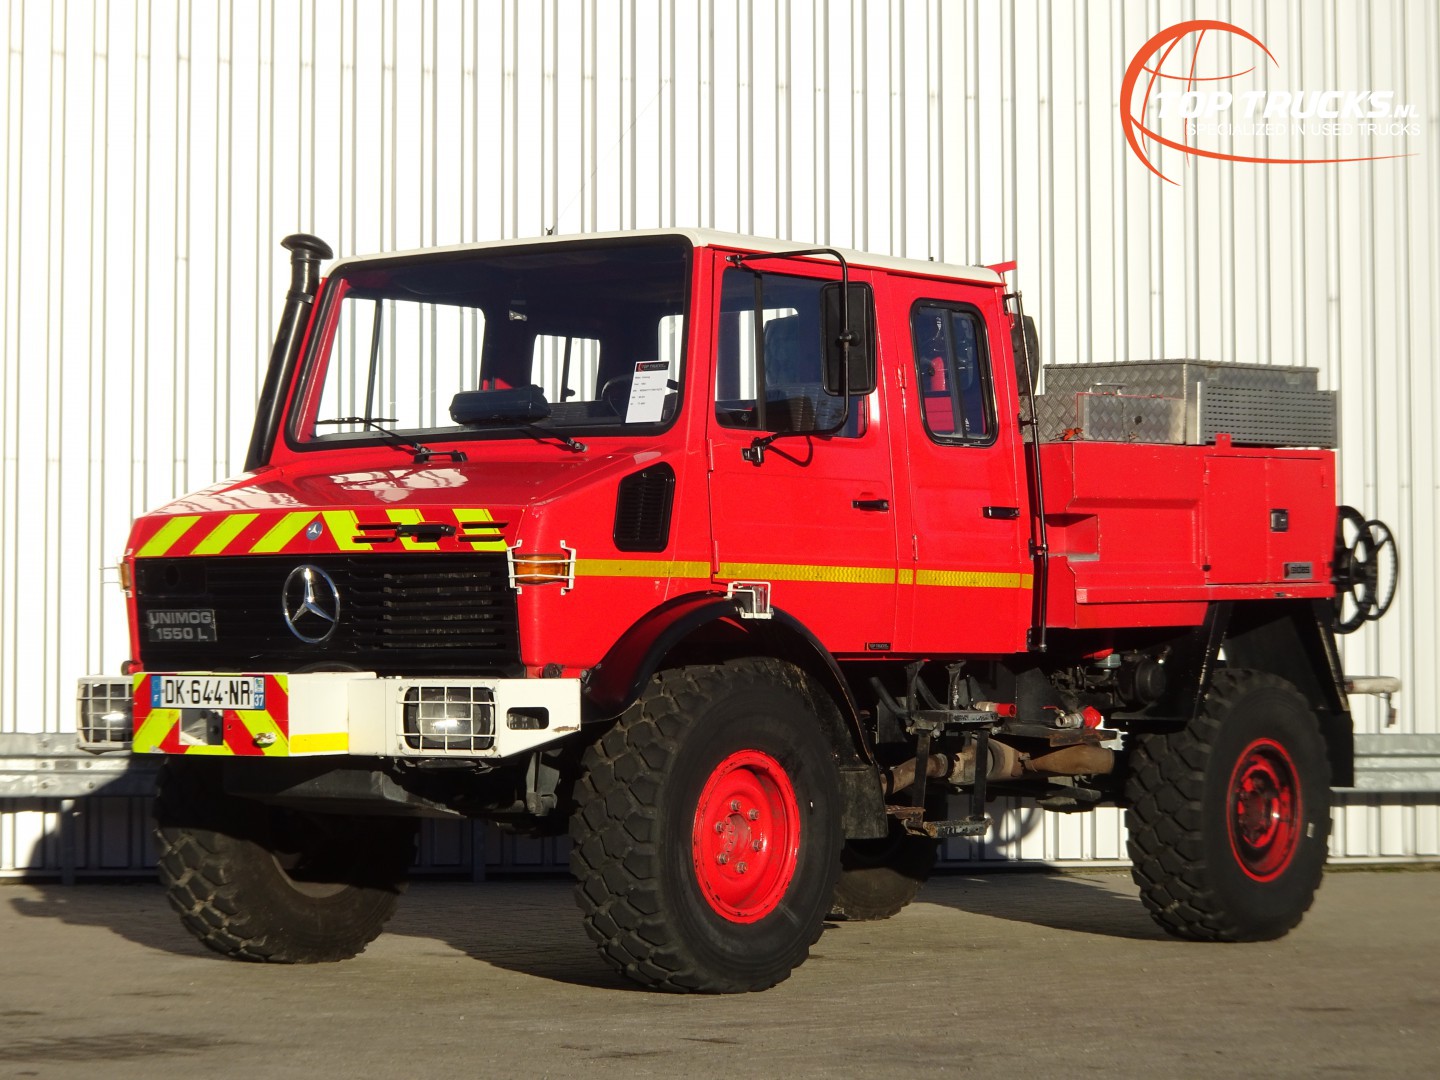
[77,230,1399,992]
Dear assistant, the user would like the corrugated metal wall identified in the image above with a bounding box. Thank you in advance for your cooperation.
[3,0,1437,874]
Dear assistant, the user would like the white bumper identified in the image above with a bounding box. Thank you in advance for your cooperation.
[77,672,583,760]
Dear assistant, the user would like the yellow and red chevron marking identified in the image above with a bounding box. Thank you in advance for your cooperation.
[132,507,508,558]
[132,674,292,757]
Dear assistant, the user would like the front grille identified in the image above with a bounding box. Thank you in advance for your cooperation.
[136,554,520,676]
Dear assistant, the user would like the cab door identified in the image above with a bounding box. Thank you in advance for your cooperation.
[881,279,1032,654]
[705,254,899,655]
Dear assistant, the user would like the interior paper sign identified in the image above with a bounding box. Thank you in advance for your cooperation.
[625,360,672,423]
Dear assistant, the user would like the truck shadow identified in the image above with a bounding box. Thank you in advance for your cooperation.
[6,882,212,959]
[380,869,1174,990]
[5,868,1170,991]
[383,879,642,991]
[910,869,1173,942]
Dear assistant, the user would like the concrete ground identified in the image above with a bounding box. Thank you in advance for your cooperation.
[2,867,1436,1079]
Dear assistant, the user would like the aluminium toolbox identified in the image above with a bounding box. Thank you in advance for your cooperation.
[1034,359,1336,448]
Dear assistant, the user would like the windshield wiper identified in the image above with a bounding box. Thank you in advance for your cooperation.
[517,424,587,454]
[448,389,586,453]
[315,417,467,464]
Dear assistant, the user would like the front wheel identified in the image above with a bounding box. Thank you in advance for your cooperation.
[1124,669,1332,941]
[155,762,416,963]
[570,660,843,992]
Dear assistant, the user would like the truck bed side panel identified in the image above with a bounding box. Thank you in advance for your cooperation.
[1039,441,1334,629]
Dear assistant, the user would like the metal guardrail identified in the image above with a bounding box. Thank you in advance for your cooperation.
[0,734,161,886]
[4,731,1439,803]
[0,733,159,800]
[1337,734,1440,794]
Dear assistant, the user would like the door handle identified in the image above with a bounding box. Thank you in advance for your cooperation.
[983,506,1020,520]
[852,499,890,512]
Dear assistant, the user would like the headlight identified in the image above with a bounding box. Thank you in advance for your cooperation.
[402,685,495,751]
[77,678,134,752]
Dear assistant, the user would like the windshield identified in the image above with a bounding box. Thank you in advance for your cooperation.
[288,236,690,452]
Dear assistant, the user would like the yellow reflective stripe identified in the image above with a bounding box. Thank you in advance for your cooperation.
[251,511,318,553]
[719,562,895,585]
[321,510,371,552]
[454,508,508,551]
[289,732,350,754]
[575,559,711,578]
[137,516,201,558]
[132,712,173,754]
[192,513,259,556]
[915,569,1034,590]
[582,559,1025,588]
[701,562,1034,589]
[237,711,290,757]
[387,508,440,551]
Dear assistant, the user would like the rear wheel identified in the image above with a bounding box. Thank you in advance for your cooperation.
[155,761,416,963]
[1124,669,1331,941]
[570,660,843,993]
[829,823,938,921]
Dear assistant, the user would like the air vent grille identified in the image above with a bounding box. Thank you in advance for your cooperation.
[613,463,676,552]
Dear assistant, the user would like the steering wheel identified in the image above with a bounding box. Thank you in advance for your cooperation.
[1332,506,1399,633]
[599,376,633,416]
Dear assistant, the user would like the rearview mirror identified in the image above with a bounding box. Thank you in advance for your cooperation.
[820,282,877,396]
[1012,314,1039,393]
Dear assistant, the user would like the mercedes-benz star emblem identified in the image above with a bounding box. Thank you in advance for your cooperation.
[282,565,341,644]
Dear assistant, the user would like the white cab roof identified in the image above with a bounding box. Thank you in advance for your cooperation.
[326,228,1005,286]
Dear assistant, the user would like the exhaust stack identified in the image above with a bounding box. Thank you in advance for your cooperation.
[244,233,334,472]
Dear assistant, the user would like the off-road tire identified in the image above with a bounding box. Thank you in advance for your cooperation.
[155,761,416,963]
[1125,669,1332,942]
[570,660,843,993]
[829,824,938,921]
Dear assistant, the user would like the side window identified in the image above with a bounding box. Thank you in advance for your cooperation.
[912,303,995,444]
[715,268,867,436]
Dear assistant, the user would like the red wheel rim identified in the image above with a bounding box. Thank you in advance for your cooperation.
[1227,737,1302,882]
[692,749,801,923]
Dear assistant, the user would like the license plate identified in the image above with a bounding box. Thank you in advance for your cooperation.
[151,675,266,711]
[145,609,218,643]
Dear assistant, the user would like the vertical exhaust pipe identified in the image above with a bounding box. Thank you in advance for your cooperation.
[244,233,334,472]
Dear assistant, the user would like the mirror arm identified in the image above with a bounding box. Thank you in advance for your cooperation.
[729,248,857,460]
[751,269,768,433]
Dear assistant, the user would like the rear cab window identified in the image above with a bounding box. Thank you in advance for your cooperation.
[911,302,996,445]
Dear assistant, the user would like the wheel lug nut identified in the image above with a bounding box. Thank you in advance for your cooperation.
[730,800,741,811]
[736,862,747,874]
[716,853,729,865]
[747,809,760,820]
[752,839,763,851]
[714,822,726,834]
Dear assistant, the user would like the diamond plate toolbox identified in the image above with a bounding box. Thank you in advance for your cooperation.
[1034,360,1336,447]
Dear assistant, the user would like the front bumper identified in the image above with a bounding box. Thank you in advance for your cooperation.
[77,672,581,760]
